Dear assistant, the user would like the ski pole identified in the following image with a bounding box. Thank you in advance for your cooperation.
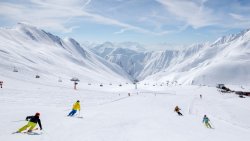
[12,120,26,122]
[78,110,81,117]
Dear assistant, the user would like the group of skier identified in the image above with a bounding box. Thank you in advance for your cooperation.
[174,95,212,129]
[15,94,212,133]
[15,100,81,133]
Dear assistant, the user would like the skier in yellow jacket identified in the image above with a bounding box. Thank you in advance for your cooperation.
[68,100,81,116]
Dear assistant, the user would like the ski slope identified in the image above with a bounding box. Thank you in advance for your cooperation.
[0,76,250,141]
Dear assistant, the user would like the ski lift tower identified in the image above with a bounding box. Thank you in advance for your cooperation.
[70,77,80,90]
[133,79,139,90]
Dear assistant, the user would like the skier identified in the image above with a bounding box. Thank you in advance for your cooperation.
[202,115,212,128]
[68,100,81,116]
[0,81,3,88]
[174,106,183,116]
[16,112,42,133]
[200,94,202,99]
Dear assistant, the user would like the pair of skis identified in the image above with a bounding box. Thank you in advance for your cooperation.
[12,128,42,135]
[67,111,83,118]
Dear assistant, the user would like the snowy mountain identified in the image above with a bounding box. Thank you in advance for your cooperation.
[143,30,250,85]
[88,42,146,79]
[91,30,250,85]
[0,23,132,83]
[89,41,146,55]
[1,23,249,86]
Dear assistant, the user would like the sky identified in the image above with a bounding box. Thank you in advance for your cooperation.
[1,0,250,48]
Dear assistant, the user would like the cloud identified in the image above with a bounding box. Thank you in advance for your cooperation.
[229,13,246,21]
[114,28,129,34]
[155,0,218,28]
[0,0,172,35]
[0,1,84,32]
[1,0,250,39]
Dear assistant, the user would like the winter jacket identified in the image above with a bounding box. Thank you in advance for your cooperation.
[175,107,180,112]
[72,102,80,110]
[203,117,210,123]
[26,115,42,129]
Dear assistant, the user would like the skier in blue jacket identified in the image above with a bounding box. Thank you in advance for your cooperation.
[202,115,212,128]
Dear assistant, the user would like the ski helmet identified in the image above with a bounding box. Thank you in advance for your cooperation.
[35,112,40,116]
[77,100,80,102]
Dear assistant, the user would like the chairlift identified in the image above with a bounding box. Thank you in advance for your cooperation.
[70,77,80,82]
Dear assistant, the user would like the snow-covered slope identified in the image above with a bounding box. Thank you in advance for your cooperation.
[1,78,250,141]
[143,30,250,85]
[91,30,250,85]
[0,23,132,83]
[90,42,146,79]
[1,23,249,85]
[90,42,210,81]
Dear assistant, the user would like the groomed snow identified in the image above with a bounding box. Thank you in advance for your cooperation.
[0,76,250,141]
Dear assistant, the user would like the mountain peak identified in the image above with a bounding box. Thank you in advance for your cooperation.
[15,22,39,31]
[212,28,250,46]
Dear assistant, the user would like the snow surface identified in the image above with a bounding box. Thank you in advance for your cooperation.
[91,30,250,85]
[0,76,250,141]
[1,23,250,86]
[0,23,132,84]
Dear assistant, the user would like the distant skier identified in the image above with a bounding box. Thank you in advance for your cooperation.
[0,81,3,88]
[174,106,183,116]
[202,115,212,128]
[68,100,81,116]
[16,113,42,133]
[200,94,202,99]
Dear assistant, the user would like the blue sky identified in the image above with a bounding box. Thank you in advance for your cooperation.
[1,0,250,47]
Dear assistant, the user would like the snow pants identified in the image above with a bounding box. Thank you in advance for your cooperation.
[18,121,37,132]
[205,122,212,128]
[177,111,183,116]
[68,110,77,116]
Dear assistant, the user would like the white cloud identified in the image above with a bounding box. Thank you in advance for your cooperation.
[229,13,247,21]
[114,28,129,34]
[2,0,249,38]
[0,1,84,32]
[155,0,218,28]
[0,0,172,35]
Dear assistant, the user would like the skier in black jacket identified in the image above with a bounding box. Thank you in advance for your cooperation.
[17,113,42,133]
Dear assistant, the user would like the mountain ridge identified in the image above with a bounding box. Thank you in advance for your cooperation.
[1,23,250,85]
[0,23,132,83]
[90,29,250,85]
